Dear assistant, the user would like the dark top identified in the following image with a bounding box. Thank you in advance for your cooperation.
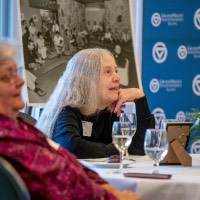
[53,96,155,159]
[24,48,38,68]
[22,26,30,47]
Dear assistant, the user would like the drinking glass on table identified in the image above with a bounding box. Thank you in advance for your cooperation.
[112,121,132,173]
[120,113,137,159]
[144,129,169,174]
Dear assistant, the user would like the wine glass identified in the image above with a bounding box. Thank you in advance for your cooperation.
[112,121,132,173]
[160,119,179,129]
[119,113,137,159]
[144,129,169,174]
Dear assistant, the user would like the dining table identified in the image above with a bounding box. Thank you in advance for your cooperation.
[79,154,200,200]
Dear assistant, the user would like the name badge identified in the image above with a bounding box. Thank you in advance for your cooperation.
[82,121,93,137]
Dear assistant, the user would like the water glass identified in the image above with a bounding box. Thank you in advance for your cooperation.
[144,129,169,173]
[112,121,132,173]
[119,113,137,158]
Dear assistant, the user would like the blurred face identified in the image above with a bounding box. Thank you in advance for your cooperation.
[28,42,34,50]
[98,54,120,110]
[0,59,25,119]
[22,20,26,27]
[114,45,121,55]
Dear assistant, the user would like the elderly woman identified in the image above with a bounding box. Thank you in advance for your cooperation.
[0,42,140,200]
[37,48,155,159]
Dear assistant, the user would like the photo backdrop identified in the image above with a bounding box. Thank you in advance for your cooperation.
[141,0,200,128]
[19,0,138,106]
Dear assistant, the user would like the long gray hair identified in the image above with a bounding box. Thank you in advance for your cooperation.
[36,48,114,138]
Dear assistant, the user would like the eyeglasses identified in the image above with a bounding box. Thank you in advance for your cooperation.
[0,67,23,84]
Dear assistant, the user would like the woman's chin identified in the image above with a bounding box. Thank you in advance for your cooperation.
[14,101,25,111]
[112,94,119,102]
[107,98,118,106]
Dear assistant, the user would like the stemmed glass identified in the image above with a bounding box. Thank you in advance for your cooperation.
[160,119,179,129]
[144,129,169,174]
[112,121,132,173]
[119,113,137,159]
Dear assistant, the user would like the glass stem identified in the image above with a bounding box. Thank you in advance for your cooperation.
[153,160,160,174]
[124,146,129,160]
[154,160,159,166]
[119,150,124,173]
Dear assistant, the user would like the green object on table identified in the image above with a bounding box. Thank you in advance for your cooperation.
[186,118,200,153]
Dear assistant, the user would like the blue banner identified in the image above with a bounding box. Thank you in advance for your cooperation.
[142,0,200,128]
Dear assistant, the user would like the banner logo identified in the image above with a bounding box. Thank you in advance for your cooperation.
[178,45,200,59]
[151,13,161,27]
[152,108,166,129]
[149,78,182,93]
[176,111,186,122]
[152,42,168,63]
[194,8,200,30]
[192,74,200,96]
[177,45,187,60]
[191,141,200,154]
[151,12,184,27]
[150,78,160,93]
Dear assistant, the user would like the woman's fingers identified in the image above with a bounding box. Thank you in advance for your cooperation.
[113,88,144,115]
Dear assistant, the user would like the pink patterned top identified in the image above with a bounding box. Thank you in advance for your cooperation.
[0,114,117,200]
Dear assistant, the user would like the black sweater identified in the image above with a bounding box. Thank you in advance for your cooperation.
[53,96,155,159]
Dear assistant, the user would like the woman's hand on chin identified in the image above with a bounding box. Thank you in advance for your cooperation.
[112,88,145,116]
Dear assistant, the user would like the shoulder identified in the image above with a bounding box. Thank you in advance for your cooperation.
[61,106,81,115]
[57,106,82,122]
[54,106,83,134]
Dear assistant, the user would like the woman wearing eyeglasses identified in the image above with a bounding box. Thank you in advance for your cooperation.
[0,41,140,200]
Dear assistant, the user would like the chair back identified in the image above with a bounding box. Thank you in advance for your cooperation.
[19,112,37,125]
[0,157,31,200]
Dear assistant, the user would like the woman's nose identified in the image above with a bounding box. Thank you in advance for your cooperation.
[16,74,24,86]
[114,71,120,82]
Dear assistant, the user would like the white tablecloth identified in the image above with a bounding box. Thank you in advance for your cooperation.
[80,154,200,200]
